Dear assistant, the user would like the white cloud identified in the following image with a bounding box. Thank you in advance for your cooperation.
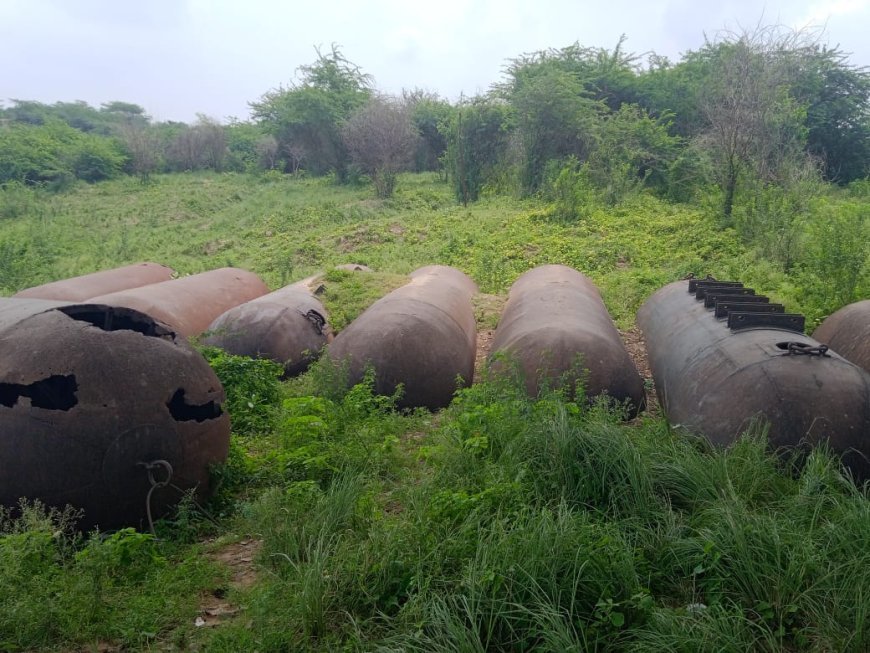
[2,0,868,122]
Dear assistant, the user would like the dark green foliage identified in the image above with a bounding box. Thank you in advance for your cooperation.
[225,119,267,172]
[636,52,711,138]
[0,502,213,651]
[789,45,870,184]
[0,99,149,134]
[508,62,602,194]
[405,90,453,173]
[199,347,283,436]
[0,120,126,186]
[443,98,514,203]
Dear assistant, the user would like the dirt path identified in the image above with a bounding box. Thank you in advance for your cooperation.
[472,293,505,380]
[620,325,660,418]
[195,538,262,628]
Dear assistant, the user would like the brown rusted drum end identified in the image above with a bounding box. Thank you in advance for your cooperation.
[14,262,175,301]
[638,281,870,482]
[490,265,645,417]
[0,298,230,531]
[813,299,870,374]
[89,267,270,337]
[203,282,330,377]
[329,265,478,410]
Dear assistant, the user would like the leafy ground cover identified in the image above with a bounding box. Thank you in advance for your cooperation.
[0,172,868,651]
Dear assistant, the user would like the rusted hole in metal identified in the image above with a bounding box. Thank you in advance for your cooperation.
[166,388,222,422]
[0,374,78,410]
[58,305,174,338]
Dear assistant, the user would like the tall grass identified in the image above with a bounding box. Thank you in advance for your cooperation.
[2,172,868,650]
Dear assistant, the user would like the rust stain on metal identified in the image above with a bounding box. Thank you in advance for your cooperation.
[329,265,477,410]
[14,262,174,301]
[813,299,870,374]
[0,298,230,530]
[88,267,270,337]
[489,265,645,416]
[203,282,331,377]
[638,280,870,481]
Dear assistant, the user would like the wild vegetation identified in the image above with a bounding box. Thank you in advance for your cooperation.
[0,23,869,652]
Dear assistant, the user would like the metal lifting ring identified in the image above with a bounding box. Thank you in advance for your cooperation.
[138,459,174,536]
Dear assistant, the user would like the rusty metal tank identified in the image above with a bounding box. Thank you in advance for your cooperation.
[328,265,477,409]
[637,280,870,481]
[89,267,270,337]
[203,282,330,377]
[14,262,174,301]
[0,298,230,530]
[490,265,645,416]
[813,300,870,374]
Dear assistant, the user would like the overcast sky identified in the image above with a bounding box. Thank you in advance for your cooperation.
[1,0,868,123]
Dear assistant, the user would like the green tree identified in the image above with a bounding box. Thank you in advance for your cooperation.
[443,98,513,204]
[250,45,372,181]
[498,39,642,194]
[225,120,266,172]
[403,89,453,173]
[0,121,124,186]
[789,45,870,183]
[585,104,681,204]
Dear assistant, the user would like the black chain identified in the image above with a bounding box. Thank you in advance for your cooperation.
[782,342,830,357]
[304,309,326,335]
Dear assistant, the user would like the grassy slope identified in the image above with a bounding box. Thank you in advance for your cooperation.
[1,173,868,652]
[1,171,749,327]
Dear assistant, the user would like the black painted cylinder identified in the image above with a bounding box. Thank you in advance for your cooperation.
[638,281,870,480]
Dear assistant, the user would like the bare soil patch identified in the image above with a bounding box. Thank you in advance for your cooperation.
[195,538,262,628]
[472,293,506,380]
[620,325,659,418]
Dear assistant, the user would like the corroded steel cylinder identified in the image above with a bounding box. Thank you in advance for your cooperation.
[14,262,174,301]
[329,265,477,409]
[203,282,330,377]
[89,267,270,337]
[813,300,870,374]
[638,281,870,481]
[0,298,230,530]
[490,265,644,416]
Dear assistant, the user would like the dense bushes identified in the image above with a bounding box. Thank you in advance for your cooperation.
[0,121,125,187]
